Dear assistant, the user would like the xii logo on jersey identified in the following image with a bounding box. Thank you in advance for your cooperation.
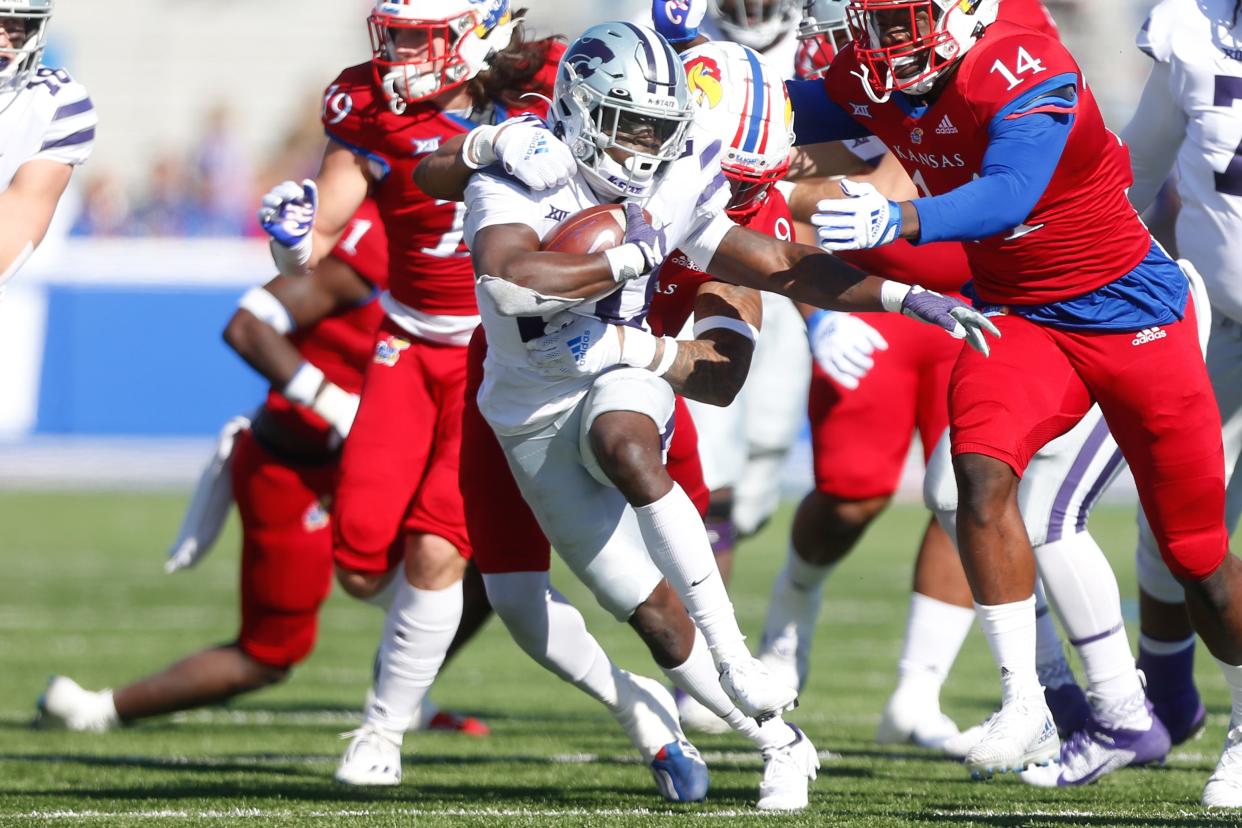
[374,335,411,366]
[412,137,442,155]
[850,103,872,118]
[545,206,570,222]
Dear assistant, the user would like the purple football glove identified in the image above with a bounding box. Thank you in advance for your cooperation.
[624,201,664,274]
[899,286,1001,356]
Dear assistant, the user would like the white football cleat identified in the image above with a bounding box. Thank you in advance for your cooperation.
[940,721,987,760]
[757,724,820,811]
[675,688,731,735]
[964,695,1060,778]
[35,676,119,733]
[875,675,962,750]
[719,657,798,720]
[334,724,402,786]
[1203,724,1242,807]
[614,674,709,802]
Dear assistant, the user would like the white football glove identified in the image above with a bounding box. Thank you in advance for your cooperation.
[806,310,889,390]
[526,315,662,379]
[463,116,576,190]
[312,383,361,449]
[258,179,317,275]
[811,179,903,251]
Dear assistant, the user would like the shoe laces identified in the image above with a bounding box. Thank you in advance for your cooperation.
[1088,690,1148,730]
[1220,725,1242,768]
[338,724,400,748]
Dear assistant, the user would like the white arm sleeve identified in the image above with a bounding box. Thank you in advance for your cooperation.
[678,171,737,270]
[1121,60,1186,213]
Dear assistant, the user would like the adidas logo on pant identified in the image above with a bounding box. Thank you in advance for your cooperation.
[1131,327,1167,346]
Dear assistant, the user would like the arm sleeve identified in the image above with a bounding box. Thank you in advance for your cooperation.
[1120,61,1185,213]
[912,79,1076,244]
[786,79,873,145]
[680,171,738,269]
[34,79,96,167]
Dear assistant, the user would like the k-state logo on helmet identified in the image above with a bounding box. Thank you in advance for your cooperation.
[565,37,616,79]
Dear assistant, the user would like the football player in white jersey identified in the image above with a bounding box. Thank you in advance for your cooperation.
[0,0,94,292]
[1123,0,1242,806]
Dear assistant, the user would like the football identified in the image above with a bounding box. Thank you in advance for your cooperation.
[540,204,651,254]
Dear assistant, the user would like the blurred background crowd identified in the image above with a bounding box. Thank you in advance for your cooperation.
[54,0,1138,240]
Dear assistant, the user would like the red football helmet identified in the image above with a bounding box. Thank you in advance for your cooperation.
[795,0,851,80]
[845,0,998,101]
[368,0,516,113]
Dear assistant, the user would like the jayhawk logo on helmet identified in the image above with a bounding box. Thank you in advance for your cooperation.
[684,55,724,109]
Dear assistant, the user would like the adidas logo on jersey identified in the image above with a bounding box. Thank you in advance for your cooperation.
[1131,327,1168,346]
[935,115,958,135]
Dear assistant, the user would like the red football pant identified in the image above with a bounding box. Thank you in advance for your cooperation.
[232,429,336,669]
[949,301,1228,581]
[333,319,471,576]
[810,312,959,500]
[461,330,709,575]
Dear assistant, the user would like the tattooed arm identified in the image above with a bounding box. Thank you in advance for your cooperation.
[656,280,761,407]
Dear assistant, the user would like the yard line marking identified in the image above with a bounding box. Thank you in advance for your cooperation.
[11,807,776,820]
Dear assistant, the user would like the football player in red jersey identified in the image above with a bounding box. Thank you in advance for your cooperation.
[776,0,1242,794]
[36,205,485,737]
[255,0,572,786]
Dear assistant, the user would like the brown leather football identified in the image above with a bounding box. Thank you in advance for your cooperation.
[540,204,651,254]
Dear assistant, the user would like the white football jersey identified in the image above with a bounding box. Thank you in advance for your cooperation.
[0,66,95,190]
[1139,0,1242,323]
[463,125,734,435]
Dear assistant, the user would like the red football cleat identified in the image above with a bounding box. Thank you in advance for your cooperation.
[427,710,490,737]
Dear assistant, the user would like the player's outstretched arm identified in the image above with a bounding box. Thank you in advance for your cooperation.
[707,224,999,353]
[0,159,73,288]
[415,117,577,202]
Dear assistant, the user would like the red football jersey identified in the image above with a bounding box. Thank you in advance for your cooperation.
[321,54,559,316]
[263,201,389,446]
[824,23,1151,305]
[647,190,794,336]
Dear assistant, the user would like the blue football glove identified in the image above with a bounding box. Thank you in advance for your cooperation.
[652,0,707,44]
[812,179,903,251]
[258,179,318,248]
[890,284,1002,356]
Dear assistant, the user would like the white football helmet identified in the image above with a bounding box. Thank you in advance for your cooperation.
[550,22,694,201]
[680,41,794,219]
[708,0,800,52]
[368,0,517,114]
[0,0,52,93]
[846,0,999,101]
[795,0,850,79]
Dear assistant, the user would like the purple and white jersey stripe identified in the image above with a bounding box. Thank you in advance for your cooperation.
[0,66,95,189]
[463,122,734,435]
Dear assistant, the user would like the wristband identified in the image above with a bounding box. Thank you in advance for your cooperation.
[620,326,659,370]
[603,244,648,283]
[693,315,759,343]
[311,381,360,438]
[651,337,679,377]
[283,361,325,407]
[269,235,312,277]
[238,287,294,335]
[880,280,912,314]
[462,124,499,170]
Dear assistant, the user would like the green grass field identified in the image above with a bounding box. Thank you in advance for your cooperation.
[1,492,1238,826]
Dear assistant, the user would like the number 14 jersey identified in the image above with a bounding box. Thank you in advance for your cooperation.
[823,23,1151,306]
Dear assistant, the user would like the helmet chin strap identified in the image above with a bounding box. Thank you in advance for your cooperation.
[851,64,893,104]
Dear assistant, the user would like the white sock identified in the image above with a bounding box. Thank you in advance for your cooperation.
[1036,532,1142,706]
[975,595,1042,702]
[1033,581,1073,687]
[483,571,629,713]
[1216,658,1242,725]
[896,592,974,685]
[99,689,121,728]
[661,629,789,751]
[364,579,462,741]
[634,485,748,663]
[758,546,832,687]
[1139,633,1196,656]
